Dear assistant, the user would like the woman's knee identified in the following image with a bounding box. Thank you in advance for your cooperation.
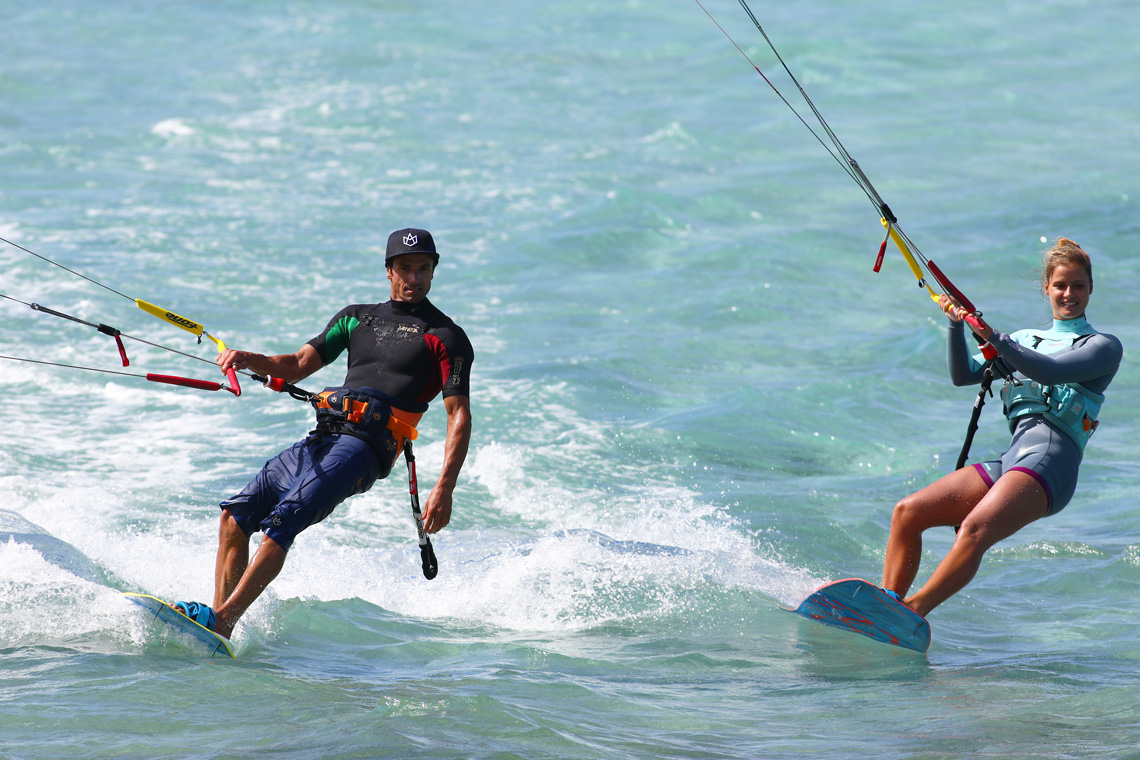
[890,495,928,533]
[950,515,1000,563]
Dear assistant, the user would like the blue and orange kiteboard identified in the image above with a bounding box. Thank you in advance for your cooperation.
[786,578,930,653]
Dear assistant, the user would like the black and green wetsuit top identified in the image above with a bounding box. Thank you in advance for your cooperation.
[307,298,473,408]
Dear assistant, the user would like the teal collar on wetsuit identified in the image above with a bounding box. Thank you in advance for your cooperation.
[1012,315,1097,354]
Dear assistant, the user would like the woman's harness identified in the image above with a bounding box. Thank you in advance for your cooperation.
[999,333,1102,452]
[955,328,1103,472]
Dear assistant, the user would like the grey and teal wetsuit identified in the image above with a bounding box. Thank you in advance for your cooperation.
[947,315,1121,515]
[222,298,474,551]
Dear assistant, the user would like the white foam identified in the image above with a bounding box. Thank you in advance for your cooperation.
[256,430,822,633]
[0,539,144,651]
[151,118,196,137]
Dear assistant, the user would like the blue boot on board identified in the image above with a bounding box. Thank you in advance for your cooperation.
[173,600,217,631]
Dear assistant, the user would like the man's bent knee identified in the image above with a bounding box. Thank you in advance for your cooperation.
[219,509,248,542]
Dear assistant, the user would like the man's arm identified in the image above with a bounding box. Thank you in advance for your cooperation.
[420,394,471,534]
[217,343,323,384]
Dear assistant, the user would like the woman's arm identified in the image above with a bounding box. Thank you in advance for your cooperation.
[990,332,1122,388]
[946,318,988,387]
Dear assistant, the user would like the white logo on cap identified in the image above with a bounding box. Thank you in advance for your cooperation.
[403,233,418,247]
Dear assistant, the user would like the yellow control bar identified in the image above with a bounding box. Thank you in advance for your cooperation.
[135,297,239,395]
[135,298,229,352]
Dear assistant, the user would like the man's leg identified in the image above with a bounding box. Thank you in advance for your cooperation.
[209,436,377,638]
[212,535,288,639]
[215,509,250,610]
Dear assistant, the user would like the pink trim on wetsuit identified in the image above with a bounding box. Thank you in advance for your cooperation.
[972,462,1055,512]
[971,462,995,488]
[1009,466,1054,512]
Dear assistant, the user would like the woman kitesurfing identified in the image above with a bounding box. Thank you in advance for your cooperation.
[881,239,1122,616]
[786,240,1122,652]
[696,1,1125,645]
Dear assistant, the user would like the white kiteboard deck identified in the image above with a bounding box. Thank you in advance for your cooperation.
[124,592,235,658]
[785,578,931,653]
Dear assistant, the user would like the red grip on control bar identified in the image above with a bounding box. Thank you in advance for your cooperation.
[961,314,999,360]
[224,367,241,397]
[146,374,225,391]
[873,240,887,273]
[927,259,976,314]
[114,334,130,367]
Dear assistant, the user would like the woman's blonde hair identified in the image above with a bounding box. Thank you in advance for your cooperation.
[1041,237,1093,294]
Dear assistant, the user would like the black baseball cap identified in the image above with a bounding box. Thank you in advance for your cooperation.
[385,228,439,265]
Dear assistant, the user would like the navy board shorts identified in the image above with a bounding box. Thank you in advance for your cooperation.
[221,433,385,551]
[972,416,1082,517]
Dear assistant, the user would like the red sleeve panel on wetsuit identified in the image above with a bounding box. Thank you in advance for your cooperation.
[423,331,472,401]
[424,333,450,399]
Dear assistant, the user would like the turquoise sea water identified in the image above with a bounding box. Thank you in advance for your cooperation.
[2,1,1138,757]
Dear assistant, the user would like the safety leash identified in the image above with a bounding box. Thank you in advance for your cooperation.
[403,441,439,580]
[955,364,997,471]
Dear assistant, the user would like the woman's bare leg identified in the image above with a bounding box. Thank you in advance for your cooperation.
[882,466,990,596]
[905,469,1047,617]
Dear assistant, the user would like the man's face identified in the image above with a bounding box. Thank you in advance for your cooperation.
[387,253,436,303]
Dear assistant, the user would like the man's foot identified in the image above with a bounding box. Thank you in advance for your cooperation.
[173,600,217,631]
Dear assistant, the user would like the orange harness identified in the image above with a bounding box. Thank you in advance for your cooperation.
[310,387,425,470]
[313,389,420,441]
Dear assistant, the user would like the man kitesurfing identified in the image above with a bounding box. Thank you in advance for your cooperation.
[173,228,474,639]
[2,227,473,647]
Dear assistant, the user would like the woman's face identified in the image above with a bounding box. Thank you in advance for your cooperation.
[1046,263,1092,320]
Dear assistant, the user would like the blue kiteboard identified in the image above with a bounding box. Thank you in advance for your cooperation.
[786,578,930,653]
[124,592,235,658]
